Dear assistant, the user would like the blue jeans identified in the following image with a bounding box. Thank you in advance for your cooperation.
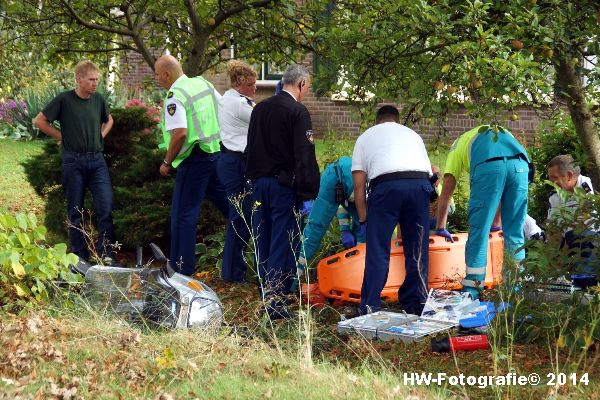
[217,151,251,282]
[61,151,114,261]
[170,148,229,276]
[360,179,432,315]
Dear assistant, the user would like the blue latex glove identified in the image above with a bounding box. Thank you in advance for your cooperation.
[360,222,367,239]
[340,231,356,249]
[490,225,502,232]
[435,228,454,243]
[299,200,313,217]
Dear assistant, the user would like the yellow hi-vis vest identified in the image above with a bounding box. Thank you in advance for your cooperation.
[159,76,221,168]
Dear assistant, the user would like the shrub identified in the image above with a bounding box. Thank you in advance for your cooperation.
[0,212,81,313]
[519,187,600,346]
[0,122,30,141]
[22,103,227,252]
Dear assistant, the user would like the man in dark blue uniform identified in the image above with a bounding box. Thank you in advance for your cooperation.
[245,64,320,319]
[352,106,433,315]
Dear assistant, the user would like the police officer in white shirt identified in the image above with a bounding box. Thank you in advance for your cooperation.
[547,155,597,270]
[217,60,257,283]
[352,105,433,315]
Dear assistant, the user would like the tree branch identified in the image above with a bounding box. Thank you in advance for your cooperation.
[58,0,133,36]
[55,46,136,54]
[183,0,202,35]
[121,4,157,69]
[214,0,273,26]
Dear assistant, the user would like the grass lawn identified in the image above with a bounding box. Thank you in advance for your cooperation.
[0,138,45,217]
[1,139,599,399]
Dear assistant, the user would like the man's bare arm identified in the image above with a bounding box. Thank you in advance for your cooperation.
[33,112,62,142]
[435,174,457,229]
[352,170,368,222]
[160,128,187,176]
[101,114,114,138]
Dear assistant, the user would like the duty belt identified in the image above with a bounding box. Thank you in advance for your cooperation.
[219,142,244,157]
[370,171,429,189]
[485,154,523,163]
[189,144,210,157]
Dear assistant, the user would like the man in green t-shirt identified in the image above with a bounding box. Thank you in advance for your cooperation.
[33,60,115,262]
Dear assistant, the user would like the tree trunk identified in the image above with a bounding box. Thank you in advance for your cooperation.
[556,58,600,188]
[182,32,208,76]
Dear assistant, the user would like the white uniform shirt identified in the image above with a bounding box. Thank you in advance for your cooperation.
[548,174,594,220]
[548,174,595,233]
[164,76,188,131]
[218,88,254,152]
[164,75,222,132]
[351,122,432,180]
[524,214,543,239]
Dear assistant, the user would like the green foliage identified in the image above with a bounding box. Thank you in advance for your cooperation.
[22,104,227,252]
[10,84,67,140]
[3,0,323,76]
[0,212,81,313]
[528,114,586,222]
[0,44,73,98]
[447,182,470,233]
[195,232,225,272]
[315,131,355,167]
[0,122,30,141]
[519,184,600,346]
[313,1,599,182]
[316,1,598,118]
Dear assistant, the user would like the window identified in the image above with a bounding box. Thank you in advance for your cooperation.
[257,61,284,81]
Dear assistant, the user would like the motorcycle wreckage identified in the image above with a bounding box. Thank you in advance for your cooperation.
[73,243,223,330]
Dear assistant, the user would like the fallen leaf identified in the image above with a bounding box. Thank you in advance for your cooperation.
[26,316,42,334]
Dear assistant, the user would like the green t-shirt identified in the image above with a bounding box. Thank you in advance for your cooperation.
[42,90,109,153]
[443,126,482,181]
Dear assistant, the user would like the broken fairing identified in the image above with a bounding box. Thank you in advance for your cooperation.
[79,244,223,330]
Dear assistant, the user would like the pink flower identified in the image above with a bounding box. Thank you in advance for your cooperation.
[125,98,146,108]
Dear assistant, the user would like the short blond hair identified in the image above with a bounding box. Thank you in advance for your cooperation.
[75,60,99,78]
[227,60,257,88]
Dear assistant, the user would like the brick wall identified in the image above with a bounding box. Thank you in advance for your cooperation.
[121,53,545,144]
[119,52,156,90]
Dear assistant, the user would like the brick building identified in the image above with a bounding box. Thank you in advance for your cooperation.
[119,52,544,144]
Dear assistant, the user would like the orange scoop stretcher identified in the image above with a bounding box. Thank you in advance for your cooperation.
[315,232,504,303]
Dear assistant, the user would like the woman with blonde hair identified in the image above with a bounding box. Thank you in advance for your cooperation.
[218,60,257,282]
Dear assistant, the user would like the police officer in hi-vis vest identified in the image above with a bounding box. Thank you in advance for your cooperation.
[154,55,229,276]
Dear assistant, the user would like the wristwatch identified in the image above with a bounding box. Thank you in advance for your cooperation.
[162,160,171,167]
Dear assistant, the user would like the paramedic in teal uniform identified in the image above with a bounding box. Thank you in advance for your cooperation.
[435,125,531,299]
